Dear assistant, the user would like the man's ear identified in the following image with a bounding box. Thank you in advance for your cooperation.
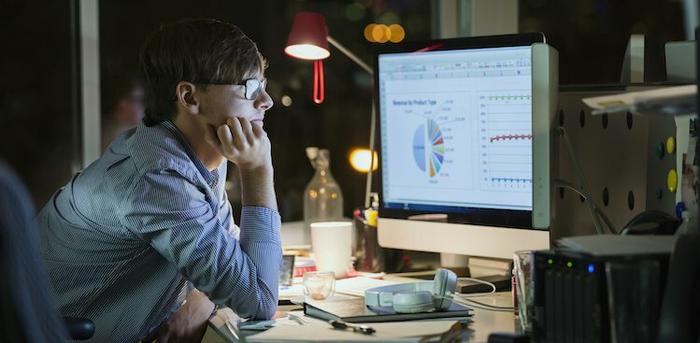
[175,81,200,115]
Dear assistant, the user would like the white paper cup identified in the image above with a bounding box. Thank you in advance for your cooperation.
[310,221,353,278]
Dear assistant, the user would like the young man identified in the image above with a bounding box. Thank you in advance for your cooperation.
[37,19,280,342]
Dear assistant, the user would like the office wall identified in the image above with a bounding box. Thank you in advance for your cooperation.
[0,0,81,208]
[520,0,685,84]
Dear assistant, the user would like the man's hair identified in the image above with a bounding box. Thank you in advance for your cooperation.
[140,18,264,125]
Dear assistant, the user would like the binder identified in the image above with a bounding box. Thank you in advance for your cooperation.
[303,296,472,323]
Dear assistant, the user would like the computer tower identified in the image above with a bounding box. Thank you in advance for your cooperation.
[531,249,670,343]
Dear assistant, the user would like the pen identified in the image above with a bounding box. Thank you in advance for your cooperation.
[288,312,307,326]
[329,319,376,335]
[224,320,239,340]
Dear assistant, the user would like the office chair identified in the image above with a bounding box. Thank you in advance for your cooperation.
[0,161,94,341]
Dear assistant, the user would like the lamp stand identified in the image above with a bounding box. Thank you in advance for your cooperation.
[326,35,376,208]
[327,36,374,74]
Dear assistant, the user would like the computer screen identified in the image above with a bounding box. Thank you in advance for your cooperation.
[378,46,533,215]
[374,34,556,258]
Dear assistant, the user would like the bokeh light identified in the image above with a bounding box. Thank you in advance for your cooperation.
[349,148,379,172]
[371,24,390,43]
[364,23,377,42]
[281,95,293,107]
[345,3,365,21]
[364,23,405,43]
[388,24,405,42]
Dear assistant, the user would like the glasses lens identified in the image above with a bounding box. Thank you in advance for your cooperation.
[245,79,262,100]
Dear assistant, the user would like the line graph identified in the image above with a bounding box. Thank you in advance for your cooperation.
[477,92,532,191]
[491,177,532,183]
[489,134,533,143]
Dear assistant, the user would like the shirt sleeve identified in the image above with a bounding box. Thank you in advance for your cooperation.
[220,191,240,240]
[120,169,282,320]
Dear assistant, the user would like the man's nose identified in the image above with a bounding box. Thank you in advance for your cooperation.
[255,90,274,111]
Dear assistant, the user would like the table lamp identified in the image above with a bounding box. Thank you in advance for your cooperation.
[285,11,377,208]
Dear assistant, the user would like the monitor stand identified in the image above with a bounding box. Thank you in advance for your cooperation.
[441,253,513,293]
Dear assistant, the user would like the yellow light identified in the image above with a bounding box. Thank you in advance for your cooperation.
[667,169,678,192]
[364,24,376,42]
[388,24,405,43]
[349,149,379,172]
[284,44,330,60]
[372,24,390,43]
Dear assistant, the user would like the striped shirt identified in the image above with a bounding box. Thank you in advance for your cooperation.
[37,120,282,342]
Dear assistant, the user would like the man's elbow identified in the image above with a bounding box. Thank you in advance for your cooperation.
[253,294,278,320]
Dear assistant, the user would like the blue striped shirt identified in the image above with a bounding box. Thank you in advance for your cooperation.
[37,120,282,342]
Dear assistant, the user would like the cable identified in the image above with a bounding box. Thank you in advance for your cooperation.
[448,278,514,312]
[554,179,618,234]
[453,295,515,312]
[557,127,618,234]
[595,207,618,234]
[558,127,604,234]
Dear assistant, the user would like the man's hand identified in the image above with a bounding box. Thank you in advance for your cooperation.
[205,116,271,172]
[145,290,215,343]
[205,116,277,210]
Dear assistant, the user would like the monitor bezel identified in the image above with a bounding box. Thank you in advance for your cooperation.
[374,33,546,230]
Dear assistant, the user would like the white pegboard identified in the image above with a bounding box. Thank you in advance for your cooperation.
[551,84,678,240]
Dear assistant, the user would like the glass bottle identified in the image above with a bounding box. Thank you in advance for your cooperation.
[303,147,344,244]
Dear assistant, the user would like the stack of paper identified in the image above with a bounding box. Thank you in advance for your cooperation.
[246,318,462,342]
[581,85,696,116]
[334,276,400,297]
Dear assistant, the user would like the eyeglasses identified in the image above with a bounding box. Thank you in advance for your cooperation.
[207,78,267,100]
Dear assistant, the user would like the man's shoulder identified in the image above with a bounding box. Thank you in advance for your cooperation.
[118,123,198,180]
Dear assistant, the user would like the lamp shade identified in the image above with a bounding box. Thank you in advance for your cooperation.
[285,12,330,60]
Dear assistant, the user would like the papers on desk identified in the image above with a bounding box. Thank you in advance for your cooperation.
[335,276,396,297]
[279,283,305,303]
[582,85,696,116]
[246,312,462,342]
[280,275,395,303]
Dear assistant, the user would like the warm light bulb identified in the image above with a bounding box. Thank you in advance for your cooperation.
[349,149,379,173]
[285,44,330,60]
[371,24,390,43]
[388,24,405,43]
[364,24,377,42]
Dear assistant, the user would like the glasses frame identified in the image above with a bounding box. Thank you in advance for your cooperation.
[204,78,265,100]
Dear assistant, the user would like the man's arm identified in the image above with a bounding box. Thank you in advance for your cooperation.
[239,164,277,210]
[122,170,281,320]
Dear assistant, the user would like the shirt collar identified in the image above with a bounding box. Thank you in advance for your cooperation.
[160,120,219,187]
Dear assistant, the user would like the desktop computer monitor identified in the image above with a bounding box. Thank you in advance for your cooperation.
[375,33,558,259]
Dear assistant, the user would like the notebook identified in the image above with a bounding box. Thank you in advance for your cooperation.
[303,296,473,323]
[246,317,463,343]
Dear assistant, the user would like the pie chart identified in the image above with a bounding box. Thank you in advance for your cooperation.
[412,118,445,177]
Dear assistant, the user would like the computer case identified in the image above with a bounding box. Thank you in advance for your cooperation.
[531,249,670,343]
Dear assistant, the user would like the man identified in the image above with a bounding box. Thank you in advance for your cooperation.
[37,19,281,342]
[101,71,145,151]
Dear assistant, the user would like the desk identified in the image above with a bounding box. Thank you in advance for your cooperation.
[204,223,519,342]
[204,291,519,343]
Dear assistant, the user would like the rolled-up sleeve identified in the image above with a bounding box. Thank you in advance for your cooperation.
[121,169,282,320]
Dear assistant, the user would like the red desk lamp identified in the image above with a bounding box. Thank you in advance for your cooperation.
[285,11,376,208]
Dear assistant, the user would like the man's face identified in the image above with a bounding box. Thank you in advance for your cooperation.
[116,87,145,125]
[196,70,274,131]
